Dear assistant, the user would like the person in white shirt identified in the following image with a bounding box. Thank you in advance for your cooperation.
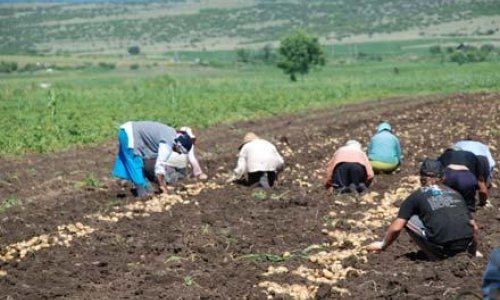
[227,132,284,188]
[143,126,207,185]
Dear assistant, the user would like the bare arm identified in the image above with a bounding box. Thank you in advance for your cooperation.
[367,218,407,252]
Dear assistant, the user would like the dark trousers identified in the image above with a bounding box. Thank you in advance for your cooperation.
[443,168,478,212]
[406,215,472,259]
[332,162,367,189]
[247,171,277,188]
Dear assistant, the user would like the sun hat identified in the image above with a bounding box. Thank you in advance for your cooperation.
[420,158,444,178]
[174,132,193,154]
[376,122,392,132]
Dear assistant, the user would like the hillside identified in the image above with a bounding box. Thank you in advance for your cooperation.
[0,0,500,55]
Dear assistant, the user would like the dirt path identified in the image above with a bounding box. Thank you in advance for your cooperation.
[0,93,499,299]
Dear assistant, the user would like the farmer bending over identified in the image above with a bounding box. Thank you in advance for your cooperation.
[324,140,374,194]
[112,121,192,197]
[367,159,479,260]
[455,137,495,187]
[227,132,284,188]
[438,145,488,213]
[367,121,402,173]
[143,126,208,185]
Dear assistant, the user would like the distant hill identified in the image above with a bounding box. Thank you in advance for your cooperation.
[0,0,499,55]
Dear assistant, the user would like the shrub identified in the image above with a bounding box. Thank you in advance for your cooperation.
[128,46,141,55]
[0,61,18,73]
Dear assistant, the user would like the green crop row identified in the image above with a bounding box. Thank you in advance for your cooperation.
[1,53,500,156]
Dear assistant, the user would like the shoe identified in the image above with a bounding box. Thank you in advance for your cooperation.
[348,183,357,194]
[357,183,368,195]
[135,185,152,198]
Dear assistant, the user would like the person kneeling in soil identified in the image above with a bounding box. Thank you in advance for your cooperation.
[143,126,208,186]
[324,140,374,194]
[226,132,284,188]
[367,159,479,260]
[367,121,402,173]
[438,145,488,213]
[112,121,193,197]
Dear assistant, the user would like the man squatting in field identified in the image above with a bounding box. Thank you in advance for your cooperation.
[226,132,284,188]
[112,121,193,197]
[438,144,488,214]
[324,140,374,194]
[367,159,479,260]
[143,126,208,185]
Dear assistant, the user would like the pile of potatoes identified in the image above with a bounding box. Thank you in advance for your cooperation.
[176,181,222,197]
[0,222,95,263]
[258,281,316,300]
[258,175,420,299]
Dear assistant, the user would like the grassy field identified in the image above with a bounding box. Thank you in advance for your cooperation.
[1,38,500,155]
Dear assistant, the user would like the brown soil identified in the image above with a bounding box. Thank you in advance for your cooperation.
[0,93,499,299]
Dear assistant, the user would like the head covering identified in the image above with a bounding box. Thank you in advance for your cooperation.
[447,144,462,151]
[243,132,259,144]
[376,121,392,133]
[345,140,362,150]
[179,126,195,139]
[174,132,193,154]
[420,158,443,178]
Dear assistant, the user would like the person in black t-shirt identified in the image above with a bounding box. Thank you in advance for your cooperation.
[438,145,488,213]
[367,158,479,260]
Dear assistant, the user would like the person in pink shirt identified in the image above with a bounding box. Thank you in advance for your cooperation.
[324,140,374,194]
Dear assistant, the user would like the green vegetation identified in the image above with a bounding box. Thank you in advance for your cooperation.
[0,196,18,212]
[0,0,499,55]
[1,38,500,155]
[277,30,325,81]
[183,275,193,287]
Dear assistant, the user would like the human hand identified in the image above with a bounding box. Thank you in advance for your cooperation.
[366,241,384,252]
[225,175,237,184]
[159,185,168,194]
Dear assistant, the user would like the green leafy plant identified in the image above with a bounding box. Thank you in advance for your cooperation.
[183,275,193,287]
[0,196,18,212]
[251,190,267,201]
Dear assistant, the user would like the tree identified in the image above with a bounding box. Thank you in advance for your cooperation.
[277,30,325,81]
[236,48,250,63]
[128,46,141,55]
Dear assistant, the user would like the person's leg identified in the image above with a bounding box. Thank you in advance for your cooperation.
[350,163,368,193]
[482,248,500,300]
[258,172,271,189]
[247,171,262,187]
[266,171,277,187]
[443,169,477,212]
[332,163,351,193]
[406,215,443,260]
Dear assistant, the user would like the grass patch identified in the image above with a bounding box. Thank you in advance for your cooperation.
[0,196,18,212]
[251,190,267,201]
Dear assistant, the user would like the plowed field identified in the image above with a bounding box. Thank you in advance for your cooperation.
[1,93,499,299]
